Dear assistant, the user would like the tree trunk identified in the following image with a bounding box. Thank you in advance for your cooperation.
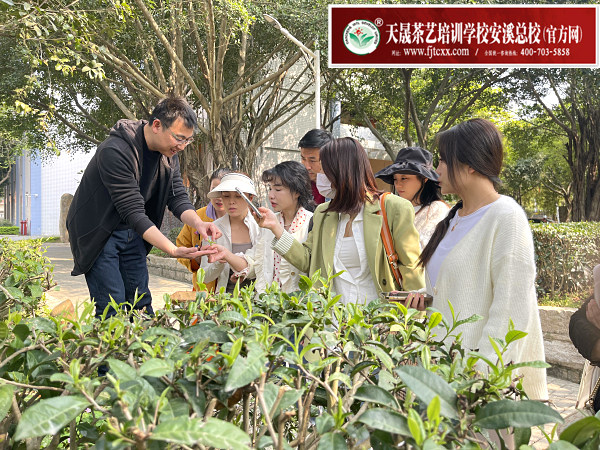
[568,107,600,221]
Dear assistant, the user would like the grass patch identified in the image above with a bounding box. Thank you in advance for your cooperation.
[42,236,61,243]
[538,290,590,308]
[149,247,169,257]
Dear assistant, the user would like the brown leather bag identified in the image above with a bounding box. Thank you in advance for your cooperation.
[378,192,403,289]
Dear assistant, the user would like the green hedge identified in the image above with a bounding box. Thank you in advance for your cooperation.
[0,226,19,235]
[0,271,584,448]
[532,222,600,298]
[0,238,54,319]
[168,225,183,244]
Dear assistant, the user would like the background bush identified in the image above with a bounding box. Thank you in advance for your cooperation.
[168,226,183,244]
[0,226,19,235]
[0,238,54,319]
[532,222,600,299]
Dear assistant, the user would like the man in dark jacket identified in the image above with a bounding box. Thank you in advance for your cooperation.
[67,96,220,318]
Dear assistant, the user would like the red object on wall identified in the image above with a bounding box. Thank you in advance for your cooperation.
[20,220,28,236]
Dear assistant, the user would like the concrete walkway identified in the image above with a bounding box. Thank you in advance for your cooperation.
[531,378,580,448]
[16,241,583,448]
[41,242,192,312]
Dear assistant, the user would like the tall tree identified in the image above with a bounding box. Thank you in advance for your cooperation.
[513,69,600,221]
[9,0,328,204]
[502,117,570,216]
[335,68,510,159]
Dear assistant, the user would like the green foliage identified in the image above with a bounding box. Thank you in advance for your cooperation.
[0,238,54,319]
[335,67,511,158]
[149,247,169,257]
[537,291,586,309]
[0,268,579,448]
[501,154,546,206]
[532,222,600,299]
[502,118,569,214]
[0,33,55,183]
[167,226,183,245]
[0,226,18,235]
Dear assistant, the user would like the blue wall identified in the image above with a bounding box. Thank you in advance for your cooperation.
[16,157,23,224]
[30,158,42,235]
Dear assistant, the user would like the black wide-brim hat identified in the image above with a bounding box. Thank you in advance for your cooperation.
[375,146,439,185]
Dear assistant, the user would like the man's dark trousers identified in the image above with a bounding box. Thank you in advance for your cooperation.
[84,229,154,318]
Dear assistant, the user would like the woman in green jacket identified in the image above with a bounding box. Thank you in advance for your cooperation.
[255,137,424,305]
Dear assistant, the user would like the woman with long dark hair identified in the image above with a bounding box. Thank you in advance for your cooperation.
[408,118,547,400]
[208,161,315,294]
[253,137,424,305]
[375,147,449,248]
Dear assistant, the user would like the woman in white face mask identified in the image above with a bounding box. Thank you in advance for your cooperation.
[315,172,336,200]
[253,137,425,305]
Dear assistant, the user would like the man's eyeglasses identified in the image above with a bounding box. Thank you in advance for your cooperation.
[169,129,195,146]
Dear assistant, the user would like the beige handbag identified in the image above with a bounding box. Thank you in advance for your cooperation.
[572,265,600,413]
[576,360,600,412]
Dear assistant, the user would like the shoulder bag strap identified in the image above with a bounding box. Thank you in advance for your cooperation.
[378,193,403,288]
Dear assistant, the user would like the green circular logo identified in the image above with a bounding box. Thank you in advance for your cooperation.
[343,19,380,55]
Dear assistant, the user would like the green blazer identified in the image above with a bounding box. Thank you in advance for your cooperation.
[273,194,425,294]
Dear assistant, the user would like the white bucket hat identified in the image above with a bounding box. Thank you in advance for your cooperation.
[207,173,257,198]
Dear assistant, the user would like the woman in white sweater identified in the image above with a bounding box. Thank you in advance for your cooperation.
[408,118,548,401]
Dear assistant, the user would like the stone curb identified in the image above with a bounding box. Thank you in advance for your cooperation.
[147,254,192,284]
[539,306,585,384]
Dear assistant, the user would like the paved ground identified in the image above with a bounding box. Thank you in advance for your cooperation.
[531,378,581,448]
[40,242,192,312]
[3,237,583,448]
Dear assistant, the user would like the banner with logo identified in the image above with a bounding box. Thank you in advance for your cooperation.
[329,5,599,68]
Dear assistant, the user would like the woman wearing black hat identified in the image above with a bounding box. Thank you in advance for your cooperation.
[375,147,449,248]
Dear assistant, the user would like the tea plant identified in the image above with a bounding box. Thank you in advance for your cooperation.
[1,269,582,449]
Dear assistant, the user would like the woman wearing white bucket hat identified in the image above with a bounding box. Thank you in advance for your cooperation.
[199,173,261,293]
[210,161,315,294]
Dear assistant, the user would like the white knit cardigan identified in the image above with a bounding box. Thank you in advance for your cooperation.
[426,195,548,400]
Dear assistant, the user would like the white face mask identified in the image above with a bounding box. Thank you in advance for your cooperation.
[316,172,336,199]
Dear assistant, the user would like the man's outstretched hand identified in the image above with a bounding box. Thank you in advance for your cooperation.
[195,221,222,242]
[171,245,217,260]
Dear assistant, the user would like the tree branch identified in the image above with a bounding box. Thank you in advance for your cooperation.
[132,0,210,112]
[222,52,303,104]
[525,72,573,136]
[99,80,136,120]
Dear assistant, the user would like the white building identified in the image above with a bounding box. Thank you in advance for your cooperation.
[3,151,94,236]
